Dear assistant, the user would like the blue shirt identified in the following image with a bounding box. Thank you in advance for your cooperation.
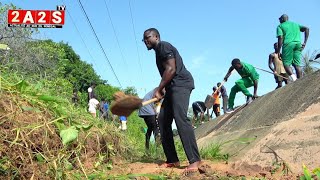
[138,89,156,116]
[103,103,109,111]
[119,116,126,121]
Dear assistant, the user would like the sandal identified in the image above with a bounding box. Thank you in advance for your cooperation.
[159,161,180,168]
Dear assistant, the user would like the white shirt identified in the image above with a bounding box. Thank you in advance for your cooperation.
[88,98,99,113]
[88,87,93,93]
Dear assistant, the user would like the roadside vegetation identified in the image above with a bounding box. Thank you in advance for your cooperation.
[1,2,319,179]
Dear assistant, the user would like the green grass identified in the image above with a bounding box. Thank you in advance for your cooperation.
[200,143,229,161]
[0,66,258,179]
[0,67,144,179]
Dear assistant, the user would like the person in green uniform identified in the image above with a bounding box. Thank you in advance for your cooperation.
[223,58,259,113]
[276,14,309,81]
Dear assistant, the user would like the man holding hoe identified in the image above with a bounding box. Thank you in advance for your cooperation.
[143,28,201,176]
[268,42,288,89]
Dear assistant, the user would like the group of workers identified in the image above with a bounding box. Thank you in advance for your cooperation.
[138,14,313,175]
[70,13,315,176]
[192,14,311,126]
[192,81,229,127]
[74,82,128,130]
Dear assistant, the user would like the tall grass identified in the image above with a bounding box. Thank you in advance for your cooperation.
[200,137,257,162]
[0,66,142,179]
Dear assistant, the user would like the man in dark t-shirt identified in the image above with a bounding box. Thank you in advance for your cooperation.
[143,28,201,174]
[192,101,207,127]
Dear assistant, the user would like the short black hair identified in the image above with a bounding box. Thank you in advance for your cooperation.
[231,58,241,66]
[144,28,160,39]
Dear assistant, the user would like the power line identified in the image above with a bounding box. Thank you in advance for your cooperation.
[128,0,144,90]
[60,0,105,77]
[77,0,122,87]
[103,0,132,85]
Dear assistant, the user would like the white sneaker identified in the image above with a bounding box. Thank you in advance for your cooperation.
[290,74,297,81]
[226,108,234,114]
[246,96,253,105]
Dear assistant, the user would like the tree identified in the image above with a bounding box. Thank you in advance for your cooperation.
[1,2,142,109]
[123,86,138,96]
[0,3,36,42]
[95,84,120,102]
[301,50,320,75]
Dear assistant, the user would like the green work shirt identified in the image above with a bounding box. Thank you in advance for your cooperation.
[277,21,302,45]
[237,62,259,81]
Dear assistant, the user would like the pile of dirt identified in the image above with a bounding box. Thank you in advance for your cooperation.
[0,92,126,179]
[195,70,320,174]
[105,159,300,179]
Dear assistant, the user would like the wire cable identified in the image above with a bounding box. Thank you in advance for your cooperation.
[77,0,122,87]
[103,0,132,85]
[128,0,144,85]
[60,0,105,77]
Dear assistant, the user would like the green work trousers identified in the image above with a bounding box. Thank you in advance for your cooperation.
[228,77,254,109]
[282,42,302,66]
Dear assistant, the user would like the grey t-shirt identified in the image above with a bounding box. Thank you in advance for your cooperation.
[138,89,156,116]
[220,85,228,97]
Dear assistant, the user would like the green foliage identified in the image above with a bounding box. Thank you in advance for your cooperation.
[0,2,105,93]
[37,95,61,102]
[123,86,138,96]
[313,168,320,179]
[60,58,102,92]
[60,126,79,145]
[200,137,257,162]
[0,3,36,43]
[0,66,137,179]
[174,140,187,161]
[125,112,149,158]
[13,80,29,92]
[200,143,227,161]
[302,50,320,75]
[300,165,320,180]
[73,172,168,180]
[95,84,120,102]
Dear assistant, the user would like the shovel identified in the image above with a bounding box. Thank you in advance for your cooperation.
[110,91,158,117]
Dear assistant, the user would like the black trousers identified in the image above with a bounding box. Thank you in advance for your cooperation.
[159,86,201,164]
[141,115,159,148]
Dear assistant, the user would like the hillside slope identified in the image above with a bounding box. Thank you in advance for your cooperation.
[195,70,320,173]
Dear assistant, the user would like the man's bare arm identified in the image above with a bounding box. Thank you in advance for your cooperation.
[300,26,309,50]
[224,66,234,81]
[268,54,276,72]
[154,58,176,99]
[277,36,283,56]
[253,80,258,98]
